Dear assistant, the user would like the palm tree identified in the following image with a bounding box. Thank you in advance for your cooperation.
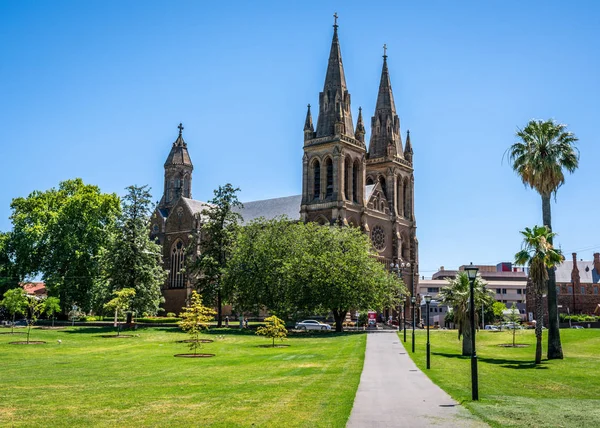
[507,119,579,360]
[515,226,563,364]
[438,271,494,356]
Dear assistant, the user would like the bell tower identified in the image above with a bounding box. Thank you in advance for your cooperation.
[300,14,367,226]
[159,123,193,216]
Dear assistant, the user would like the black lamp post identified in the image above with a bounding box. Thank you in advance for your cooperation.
[411,295,416,353]
[391,260,411,341]
[401,296,407,342]
[465,263,479,401]
[424,294,432,369]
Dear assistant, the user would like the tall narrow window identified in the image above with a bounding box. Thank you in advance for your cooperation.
[169,240,186,289]
[379,176,387,198]
[403,180,410,218]
[326,158,333,198]
[313,160,320,199]
[352,161,359,203]
[344,157,350,200]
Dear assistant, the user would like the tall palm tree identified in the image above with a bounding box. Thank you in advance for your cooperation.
[438,271,494,356]
[515,226,563,364]
[507,119,579,360]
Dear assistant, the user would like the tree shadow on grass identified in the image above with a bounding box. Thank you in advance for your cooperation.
[432,352,549,369]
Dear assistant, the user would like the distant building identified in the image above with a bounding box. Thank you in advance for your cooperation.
[418,263,528,324]
[21,282,46,298]
[528,252,600,317]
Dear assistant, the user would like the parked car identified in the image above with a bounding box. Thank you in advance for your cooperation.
[295,320,331,331]
[502,323,523,330]
[12,320,28,327]
[571,325,584,329]
[484,325,499,331]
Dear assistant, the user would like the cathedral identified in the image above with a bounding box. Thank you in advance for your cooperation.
[151,21,419,314]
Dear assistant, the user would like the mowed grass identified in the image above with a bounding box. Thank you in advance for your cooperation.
[406,328,600,428]
[0,326,366,427]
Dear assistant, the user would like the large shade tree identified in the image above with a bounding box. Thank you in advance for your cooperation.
[225,218,406,332]
[438,271,494,356]
[515,225,563,365]
[507,119,579,360]
[0,232,21,297]
[10,179,120,313]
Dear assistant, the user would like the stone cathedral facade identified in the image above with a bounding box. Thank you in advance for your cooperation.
[151,22,419,314]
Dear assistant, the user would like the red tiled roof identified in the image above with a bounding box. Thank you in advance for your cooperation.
[21,282,46,296]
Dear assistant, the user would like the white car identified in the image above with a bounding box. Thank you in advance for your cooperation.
[484,325,499,331]
[295,320,331,331]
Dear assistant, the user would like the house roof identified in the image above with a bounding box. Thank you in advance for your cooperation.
[22,282,46,296]
[556,260,600,284]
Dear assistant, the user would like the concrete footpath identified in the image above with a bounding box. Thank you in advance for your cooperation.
[347,332,488,428]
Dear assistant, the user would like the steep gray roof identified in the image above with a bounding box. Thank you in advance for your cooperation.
[234,195,302,225]
[182,198,211,214]
[556,260,600,284]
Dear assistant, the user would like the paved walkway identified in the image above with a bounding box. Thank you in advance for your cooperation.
[347,332,487,428]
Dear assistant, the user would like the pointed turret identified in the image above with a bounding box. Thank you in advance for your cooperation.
[160,123,194,211]
[369,46,402,159]
[165,123,193,167]
[304,104,315,141]
[404,130,413,163]
[355,107,365,143]
[315,15,355,138]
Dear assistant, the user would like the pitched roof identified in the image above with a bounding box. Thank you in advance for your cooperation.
[556,260,600,284]
[22,282,46,296]
[234,195,302,225]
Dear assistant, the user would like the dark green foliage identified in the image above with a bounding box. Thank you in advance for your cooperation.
[103,185,166,316]
[187,184,242,327]
[10,179,121,313]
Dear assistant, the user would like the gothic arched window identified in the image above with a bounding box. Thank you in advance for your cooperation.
[313,160,320,199]
[379,176,387,198]
[169,240,186,289]
[403,179,410,219]
[352,160,359,203]
[325,158,333,198]
[366,176,374,186]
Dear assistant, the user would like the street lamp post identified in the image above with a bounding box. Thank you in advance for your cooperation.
[465,263,479,401]
[391,260,411,341]
[411,296,416,353]
[402,296,407,342]
[424,294,432,369]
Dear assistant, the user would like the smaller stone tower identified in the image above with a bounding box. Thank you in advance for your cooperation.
[159,123,193,215]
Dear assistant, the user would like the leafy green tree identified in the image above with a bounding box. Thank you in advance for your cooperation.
[104,288,136,336]
[224,217,300,318]
[226,220,406,332]
[1,287,27,334]
[0,232,21,297]
[178,291,216,355]
[43,296,61,327]
[438,271,494,356]
[507,119,579,360]
[505,302,521,347]
[188,184,242,327]
[256,315,288,347]
[515,225,563,364]
[10,179,120,314]
[24,295,46,344]
[493,302,507,323]
[104,185,166,317]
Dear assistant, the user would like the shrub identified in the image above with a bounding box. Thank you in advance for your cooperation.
[166,312,176,318]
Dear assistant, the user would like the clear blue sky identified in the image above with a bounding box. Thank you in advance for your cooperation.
[1,1,598,277]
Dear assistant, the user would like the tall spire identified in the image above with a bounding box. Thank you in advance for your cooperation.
[304,104,315,141]
[369,46,401,159]
[404,130,413,163]
[165,122,193,167]
[315,13,354,138]
[355,106,365,144]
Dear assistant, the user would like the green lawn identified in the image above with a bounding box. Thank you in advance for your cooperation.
[1,326,366,427]
[406,328,600,428]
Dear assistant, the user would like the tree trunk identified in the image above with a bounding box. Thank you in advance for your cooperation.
[11,313,15,334]
[217,290,222,328]
[535,289,543,364]
[27,322,31,344]
[462,319,472,356]
[542,194,563,360]
[333,310,346,332]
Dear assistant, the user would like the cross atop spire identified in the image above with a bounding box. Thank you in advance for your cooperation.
[383,43,387,59]
[178,122,184,136]
[333,12,338,28]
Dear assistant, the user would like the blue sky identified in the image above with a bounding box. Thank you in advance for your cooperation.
[1,1,598,277]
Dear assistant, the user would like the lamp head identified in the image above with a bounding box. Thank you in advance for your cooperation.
[411,296,416,304]
[464,262,479,280]
[424,294,432,303]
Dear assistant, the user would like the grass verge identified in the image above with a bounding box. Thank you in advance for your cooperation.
[405,328,600,428]
[1,326,366,427]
